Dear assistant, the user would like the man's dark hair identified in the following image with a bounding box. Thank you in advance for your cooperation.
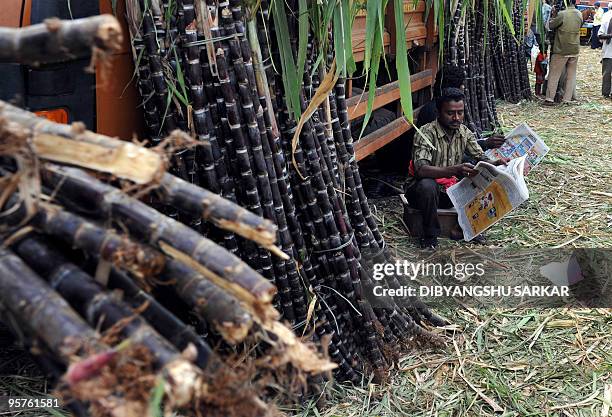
[433,65,465,97]
[436,88,465,112]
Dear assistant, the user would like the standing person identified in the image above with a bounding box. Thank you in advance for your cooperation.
[544,0,583,106]
[534,50,549,97]
[598,7,612,98]
[405,88,508,249]
[542,0,552,28]
[592,2,605,49]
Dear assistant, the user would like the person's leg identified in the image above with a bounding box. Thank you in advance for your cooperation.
[405,178,441,239]
[592,26,601,49]
[545,54,567,102]
[603,58,612,97]
[562,56,578,103]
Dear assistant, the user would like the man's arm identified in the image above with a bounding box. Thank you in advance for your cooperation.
[548,11,564,29]
[599,20,612,40]
[418,163,478,178]
[464,129,489,161]
[478,133,505,150]
[464,129,508,167]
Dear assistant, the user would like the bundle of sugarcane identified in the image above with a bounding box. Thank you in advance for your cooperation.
[0,99,341,415]
[122,0,446,385]
[445,0,530,133]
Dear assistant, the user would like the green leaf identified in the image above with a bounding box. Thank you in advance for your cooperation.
[363,0,379,72]
[359,26,382,139]
[394,0,413,123]
[271,0,301,120]
[333,6,346,76]
[498,0,516,36]
[173,48,189,103]
[149,378,165,417]
[343,0,356,76]
[435,0,445,61]
[296,0,309,87]
[167,81,189,106]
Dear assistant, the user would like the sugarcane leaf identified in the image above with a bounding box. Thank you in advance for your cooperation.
[173,49,189,103]
[149,378,165,417]
[498,0,516,36]
[296,0,309,87]
[159,89,174,135]
[359,27,382,139]
[333,6,346,77]
[363,0,379,72]
[167,81,189,107]
[394,0,413,123]
[379,0,391,79]
[271,0,301,120]
[120,46,145,99]
[291,60,339,179]
[344,0,356,76]
[436,0,445,61]
[302,294,318,337]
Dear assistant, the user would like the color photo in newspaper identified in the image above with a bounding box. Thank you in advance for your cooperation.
[485,123,549,175]
[447,156,529,241]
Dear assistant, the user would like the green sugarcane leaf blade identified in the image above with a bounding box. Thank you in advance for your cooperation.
[271,0,301,120]
[359,26,382,139]
[363,0,379,72]
[296,0,309,85]
[394,0,413,123]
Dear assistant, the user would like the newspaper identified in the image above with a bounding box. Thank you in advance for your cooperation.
[447,156,529,241]
[485,123,549,175]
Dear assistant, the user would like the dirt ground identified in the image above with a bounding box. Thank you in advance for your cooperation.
[292,46,612,417]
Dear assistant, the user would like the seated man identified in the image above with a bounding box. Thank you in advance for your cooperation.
[405,88,507,249]
[417,65,506,152]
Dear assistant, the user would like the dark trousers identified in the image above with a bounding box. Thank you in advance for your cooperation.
[405,178,453,238]
[603,58,612,97]
[591,26,602,49]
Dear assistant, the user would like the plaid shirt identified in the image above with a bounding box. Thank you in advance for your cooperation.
[406,119,487,190]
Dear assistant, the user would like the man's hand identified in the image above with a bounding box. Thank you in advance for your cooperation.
[484,134,506,149]
[451,163,479,177]
[491,158,510,167]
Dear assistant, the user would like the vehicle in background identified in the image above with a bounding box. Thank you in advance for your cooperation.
[576,4,609,45]
[0,0,144,140]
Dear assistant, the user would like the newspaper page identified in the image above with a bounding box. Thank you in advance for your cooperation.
[485,123,549,175]
[447,156,529,241]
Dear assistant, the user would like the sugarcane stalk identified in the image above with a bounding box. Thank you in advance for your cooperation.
[0,15,122,66]
[12,235,212,409]
[0,101,165,184]
[104,267,216,370]
[41,164,278,318]
[3,199,165,280]
[160,258,254,343]
[0,248,104,363]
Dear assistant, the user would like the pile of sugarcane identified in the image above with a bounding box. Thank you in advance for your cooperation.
[446,0,531,133]
[123,0,446,383]
[0,5,446,416]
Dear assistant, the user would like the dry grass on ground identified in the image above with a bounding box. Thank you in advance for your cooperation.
[291,46,612,417]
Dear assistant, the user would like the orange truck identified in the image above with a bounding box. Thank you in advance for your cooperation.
[0,0,144,140]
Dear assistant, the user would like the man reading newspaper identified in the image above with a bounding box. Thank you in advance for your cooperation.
[405,88,509,249]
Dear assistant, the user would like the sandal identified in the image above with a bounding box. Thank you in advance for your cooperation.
[471,234,487,245]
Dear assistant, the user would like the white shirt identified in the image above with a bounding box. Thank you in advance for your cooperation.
[599,16,612,59]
